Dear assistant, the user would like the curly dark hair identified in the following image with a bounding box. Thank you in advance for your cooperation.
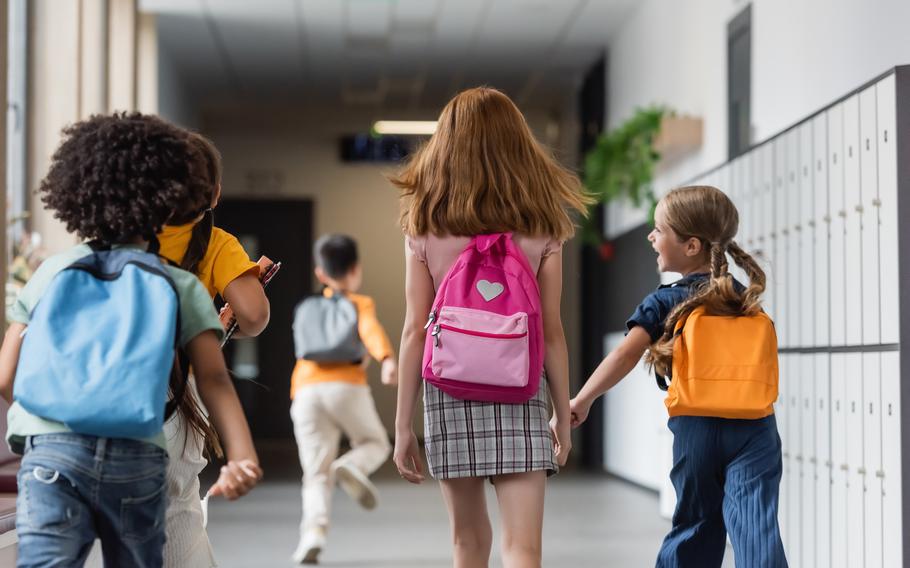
[39,112,195,243]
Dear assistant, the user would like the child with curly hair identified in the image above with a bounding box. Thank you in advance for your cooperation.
[0,113,262,567]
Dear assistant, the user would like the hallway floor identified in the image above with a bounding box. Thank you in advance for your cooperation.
[205,451,736,568]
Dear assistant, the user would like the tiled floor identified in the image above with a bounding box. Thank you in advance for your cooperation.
[205,450,736,567]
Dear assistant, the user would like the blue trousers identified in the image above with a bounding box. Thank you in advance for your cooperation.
[656,415,788,568]
[15,434,168,568]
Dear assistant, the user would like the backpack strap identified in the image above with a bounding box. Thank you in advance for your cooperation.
[473,233,508,253]
[653,310,693,391]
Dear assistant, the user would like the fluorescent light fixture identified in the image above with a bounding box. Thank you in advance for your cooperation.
[373,120,437,135]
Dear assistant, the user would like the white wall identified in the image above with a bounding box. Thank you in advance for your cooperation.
[605,0,910,239]
[157,42,199,129]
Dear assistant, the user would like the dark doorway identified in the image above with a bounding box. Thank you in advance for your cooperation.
[728,4,752,159]
[578,54,608,469]
[216,199,314,441]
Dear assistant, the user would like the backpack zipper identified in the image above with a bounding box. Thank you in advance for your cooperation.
[431,324,441,347]
[423,309,437,330]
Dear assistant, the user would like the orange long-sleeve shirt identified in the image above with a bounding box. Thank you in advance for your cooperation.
[290,289,394,397]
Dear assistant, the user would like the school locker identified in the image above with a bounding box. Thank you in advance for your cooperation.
[843,95,862,346]
[784,131,801,349]
[880,351,902,567]
[830,353,848,568]
[813,114,830,348]
[877,76,899,345]
[845,353,864,568]
[788,354,802,561]
[815,353,831,568]
[778,354,793,557]
[859,86,880,346]
[828,105,847,348]
[799,123,815,348]
[730,158,748,284]
[743,152,756,253]
[800,354,815,568]
[774,137,790,348]
[760,143,777,323]
[863,352,883,567]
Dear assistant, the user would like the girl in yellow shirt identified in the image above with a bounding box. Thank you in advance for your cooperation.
[158,132,270,568]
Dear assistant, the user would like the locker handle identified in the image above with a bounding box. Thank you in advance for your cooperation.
[783,452,790,458]
[858,467,867,475]
[810,457,817,464]
[855,205,864,213]
[803,166,809,177]
[823,215,831,223]
[888,403,893,415]
[866,138,870,150]
[840,464,849,471]
[884,130,888,143]
[872,198,882,207]
[808,220,816,228]
[825,460,833,467]
[876,470,885,478]
[795,455,803,462]
[838,210,847,218]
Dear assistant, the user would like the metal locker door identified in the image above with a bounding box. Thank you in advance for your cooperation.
[786,131,802,349]
[778,353,792,553]
[859,86,880,346]
[880,351,902,567]
[744,152,756,257]
[862,352,883,567]
[843,95,862,346]
[788,353,802,561]
[774,138,789,348]
[828,105,847,347]
[813,114,830,348]
[800,354,816,568]
[815,353,832,568]
[799,123,815,349]
[830,353,848,568]
[845,353,865,568]
[761,143,777,323]
[876,75,899,344]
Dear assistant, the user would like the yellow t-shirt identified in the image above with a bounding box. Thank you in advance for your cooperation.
[158,223,259,298]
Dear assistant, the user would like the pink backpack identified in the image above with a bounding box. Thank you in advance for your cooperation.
[421,233,544,403]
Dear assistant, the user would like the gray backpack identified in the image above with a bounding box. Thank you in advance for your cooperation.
[292,293,366,363]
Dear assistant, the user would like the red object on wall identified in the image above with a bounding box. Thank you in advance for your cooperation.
[599,241,615,261]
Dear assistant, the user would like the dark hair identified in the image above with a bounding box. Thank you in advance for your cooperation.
[39,112,192,243]
[167,132,225,458]
[314,234,359,279]
[168,132,223,275]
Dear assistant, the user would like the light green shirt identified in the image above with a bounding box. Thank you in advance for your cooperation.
[6,243,224,453]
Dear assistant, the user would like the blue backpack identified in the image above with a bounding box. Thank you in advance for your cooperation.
[14,243,185,439]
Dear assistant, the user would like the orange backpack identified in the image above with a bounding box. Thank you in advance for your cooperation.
[657,305,779,420]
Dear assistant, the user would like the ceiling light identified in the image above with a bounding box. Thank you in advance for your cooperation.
[372,120,437,135]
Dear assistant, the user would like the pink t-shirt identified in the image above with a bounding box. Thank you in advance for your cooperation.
[406,233,562,289]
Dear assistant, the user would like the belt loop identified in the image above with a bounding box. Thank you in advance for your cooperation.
[24,436,33,452]
[94,437,107,461]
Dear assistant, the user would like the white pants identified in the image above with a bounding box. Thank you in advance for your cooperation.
[290,382,391,534]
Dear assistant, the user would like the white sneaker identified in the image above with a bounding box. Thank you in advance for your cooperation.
[332,462,378,510]
[292,526,326,565]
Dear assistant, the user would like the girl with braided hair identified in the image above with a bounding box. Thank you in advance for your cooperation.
[570,185,787,567]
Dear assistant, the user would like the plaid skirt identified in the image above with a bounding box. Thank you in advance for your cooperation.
[423,374,558,480]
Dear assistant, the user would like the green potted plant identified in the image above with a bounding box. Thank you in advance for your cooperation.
[581,106,667,250]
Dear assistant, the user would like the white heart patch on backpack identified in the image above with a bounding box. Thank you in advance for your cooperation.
[476,280,504,302]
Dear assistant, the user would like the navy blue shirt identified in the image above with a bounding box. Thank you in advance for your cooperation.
[626,273,746,342]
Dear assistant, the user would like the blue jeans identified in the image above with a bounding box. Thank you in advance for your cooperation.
[15,434,168,568]
[656,415,788,568]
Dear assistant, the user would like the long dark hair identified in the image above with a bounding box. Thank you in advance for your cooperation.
[168,131,225,458]
[644,186,767,378]
[169,132,222,274]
